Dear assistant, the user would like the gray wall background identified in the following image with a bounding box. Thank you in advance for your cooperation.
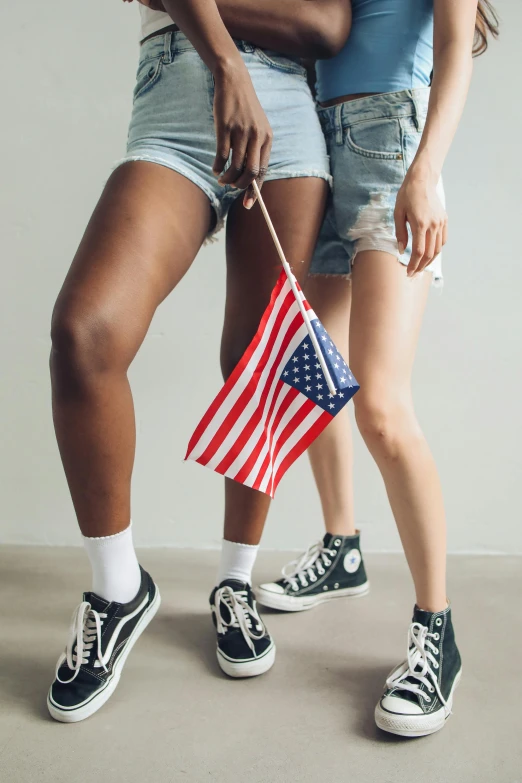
[1,1,520,552]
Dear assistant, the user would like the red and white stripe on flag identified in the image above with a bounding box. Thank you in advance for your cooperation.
[185,270,359,497]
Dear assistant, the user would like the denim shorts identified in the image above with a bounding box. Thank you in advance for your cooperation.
[310,89,443,285]
[116,30,331,238]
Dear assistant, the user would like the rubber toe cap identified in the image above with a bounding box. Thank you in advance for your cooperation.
[381,695,424,715]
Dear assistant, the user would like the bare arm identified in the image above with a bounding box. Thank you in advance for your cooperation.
[216,0,352,59]
[394,0,479,275]
[131,0,351,59]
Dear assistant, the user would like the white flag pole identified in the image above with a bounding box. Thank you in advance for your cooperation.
[252,181,336,396]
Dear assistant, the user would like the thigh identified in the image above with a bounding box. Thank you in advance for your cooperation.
[221,177,328,375]
[54,162,212,362]
[349,252,431,400]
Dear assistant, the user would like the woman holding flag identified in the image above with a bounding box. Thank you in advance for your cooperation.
[46,0,350,723]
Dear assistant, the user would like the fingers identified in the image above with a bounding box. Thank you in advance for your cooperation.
[408,217,448,276]
[218,129,249,187]
[243,137,270,209]
[434,225,444,259]
[233,134,261,191]
[214,127,273,208]
[407,218,426,277]
[394,206,409,256]
[420,227,438,271]
[212,128,232,182]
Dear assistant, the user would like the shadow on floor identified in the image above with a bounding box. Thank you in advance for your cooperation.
[0,652,55,722]
[295,652,413,744]
[146,610,222,678]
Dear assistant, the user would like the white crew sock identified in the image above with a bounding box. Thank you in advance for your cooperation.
[217,539,259,586]
[82,523,141,604]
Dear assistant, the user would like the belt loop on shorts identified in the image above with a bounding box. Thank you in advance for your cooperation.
[163,31,173,64]
[410,91,421,131]
[334,104,343,146]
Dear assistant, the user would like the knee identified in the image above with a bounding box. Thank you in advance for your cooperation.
[354,393,418,460]
[50,299,126,390]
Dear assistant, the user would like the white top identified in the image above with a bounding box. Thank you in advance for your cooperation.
[139,6,173,41]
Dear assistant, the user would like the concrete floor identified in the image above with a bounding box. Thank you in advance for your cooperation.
[0,548,520,783]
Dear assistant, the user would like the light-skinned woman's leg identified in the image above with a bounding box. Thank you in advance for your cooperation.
[272,253,446,613]
[347,251,446,613]
[304,276,355,537]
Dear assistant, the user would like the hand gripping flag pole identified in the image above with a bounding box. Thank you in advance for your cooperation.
[251,181,337,396]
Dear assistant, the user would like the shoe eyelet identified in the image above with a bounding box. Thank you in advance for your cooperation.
[433,633,440,641]
[434,661,439,669]
[435,618,443,627]
[425,696,431,703]
[334,583,339,589]
[334,539,341,546]
[331,550,337,555]
[323,586,328,591]
[433,648,439,655]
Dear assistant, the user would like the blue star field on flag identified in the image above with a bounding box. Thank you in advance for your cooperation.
[280,319,359,413]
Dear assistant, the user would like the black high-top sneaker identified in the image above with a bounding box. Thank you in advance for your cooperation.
[210,580,275,678]
[375,604,462,737]
[47,567,160,723]
[257,532,369,611]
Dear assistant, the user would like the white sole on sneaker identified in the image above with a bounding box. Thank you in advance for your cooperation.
[256,581,370,612]
[47,588,161,723]
[217,641,276,678]
[374,668,462,737]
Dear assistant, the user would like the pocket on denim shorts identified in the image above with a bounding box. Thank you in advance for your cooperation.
[133,54,164,101]
[253,48,306,76]
[344,118,403,160]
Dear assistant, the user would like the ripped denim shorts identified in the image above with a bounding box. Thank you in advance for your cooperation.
[310,88,443,285]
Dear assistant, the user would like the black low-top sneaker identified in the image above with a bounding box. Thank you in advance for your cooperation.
[257,532,369,611]
[210,580,275,678]
[47,567,160,723]
[375,604,462,737]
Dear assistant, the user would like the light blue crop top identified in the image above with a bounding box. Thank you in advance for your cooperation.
[316,0,434,103]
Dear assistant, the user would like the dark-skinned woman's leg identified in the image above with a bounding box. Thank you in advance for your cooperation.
[218,177,327,569]
[51,162,211,604]
[47,161,214,720]
[51,162,211,538]
[210,177,327,679]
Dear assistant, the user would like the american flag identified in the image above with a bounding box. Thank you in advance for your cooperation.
[185,270,359,497]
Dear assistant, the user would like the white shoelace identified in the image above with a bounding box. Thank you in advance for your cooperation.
[55,602,108,684]
[213,586,265,656]
[281,540,337,591]
[386,622,447,710]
